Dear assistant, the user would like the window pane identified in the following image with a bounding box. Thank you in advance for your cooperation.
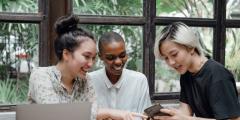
[0,0,38,13]
[226,0,240,19]
[226,28,240,82]
[73,0,143,16]
[0,23,39,104]
[155,26,213,93]
[80,25,143,72]
[156,0,214,18]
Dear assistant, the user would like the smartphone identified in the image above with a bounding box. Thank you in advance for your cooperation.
[144,104,170,119]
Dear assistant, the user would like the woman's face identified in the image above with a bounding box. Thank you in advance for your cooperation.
[99,41,128,76]
[67,38,96,79]
[159,40,193,74]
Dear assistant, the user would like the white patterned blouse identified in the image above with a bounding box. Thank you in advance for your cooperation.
[28,66,97,120]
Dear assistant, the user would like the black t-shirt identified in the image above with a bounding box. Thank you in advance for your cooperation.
[180,59,240,119]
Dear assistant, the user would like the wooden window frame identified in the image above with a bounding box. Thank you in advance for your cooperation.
[1,1,239,108]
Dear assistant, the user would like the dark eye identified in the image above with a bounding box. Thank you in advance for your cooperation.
[84,55,91,59]
[172,52,178,57]
[119,52,126,58]
[106,55,116,61]
[164,57,168,61]
[92,56,96,61]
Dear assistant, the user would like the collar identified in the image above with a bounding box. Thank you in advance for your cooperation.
[51,66,83,94]
[103,68,125,89]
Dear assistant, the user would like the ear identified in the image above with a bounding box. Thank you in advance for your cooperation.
[189,47,195,55]
[125,54,129,60]
[62,49,71,61]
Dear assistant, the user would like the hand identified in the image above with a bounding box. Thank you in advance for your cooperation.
[153,108,190,120]
[110,110,148,120]
[98,108,147,120]
[109,109,134,120]
[132,112,148,120]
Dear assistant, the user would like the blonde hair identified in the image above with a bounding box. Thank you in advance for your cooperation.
[154,22,204,59]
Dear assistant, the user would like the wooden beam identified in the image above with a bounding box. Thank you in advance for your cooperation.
[0,13,43,23]
[77,15,145,25]
[47,0,71,65]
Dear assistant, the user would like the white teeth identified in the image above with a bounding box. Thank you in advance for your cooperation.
[81,68,87,73]
[113,66,122,71]
[175,65,181,69]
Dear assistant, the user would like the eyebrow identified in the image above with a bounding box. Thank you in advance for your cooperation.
[83,51,96,56]
[105,51,126,56]
[168,49,178,54]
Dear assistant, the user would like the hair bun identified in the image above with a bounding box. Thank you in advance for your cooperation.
[54,15,80,35]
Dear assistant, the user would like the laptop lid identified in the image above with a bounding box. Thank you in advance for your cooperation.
[16,102,91,120]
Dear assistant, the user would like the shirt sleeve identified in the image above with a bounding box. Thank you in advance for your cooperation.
[208,78,240,119]
[28,68,59,104]
[137,75,152,113]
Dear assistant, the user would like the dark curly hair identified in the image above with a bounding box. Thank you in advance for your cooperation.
[54,15,95,60]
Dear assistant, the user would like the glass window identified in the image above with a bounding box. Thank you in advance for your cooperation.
[156,0,214,18]
[0,23,39,104]
[79,25,143,72]
[155,26,213,93]
[0,0,38,13]
[226,0,240,19]
[225,28,240,82]
[73,0,143,16]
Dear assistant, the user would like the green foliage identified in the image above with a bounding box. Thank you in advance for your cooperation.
[156,0,214,18]
[225,29,240,81]
[0,0,37,104]
[0,0,37,13]
[0,77,28,104]
[0,78,16,104]
[155,60,179,81]
[73,0,142,16]
[156,0,183,13]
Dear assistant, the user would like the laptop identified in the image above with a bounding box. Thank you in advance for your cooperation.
[16,102,92,120]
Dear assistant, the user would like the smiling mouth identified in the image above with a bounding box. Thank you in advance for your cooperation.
[112,66,123,71]
[80,68,88,74]
[174,65,182,70]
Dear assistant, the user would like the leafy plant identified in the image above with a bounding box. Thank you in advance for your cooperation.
[0,77,29,104]
[0,0,37,104]
[0,78,16,104]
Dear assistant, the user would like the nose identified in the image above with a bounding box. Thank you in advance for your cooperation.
[86,59,94,68]
[167,58,176,66]
[113,57,122,65]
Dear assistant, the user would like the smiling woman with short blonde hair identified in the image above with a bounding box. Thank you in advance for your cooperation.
[154,22,240,120]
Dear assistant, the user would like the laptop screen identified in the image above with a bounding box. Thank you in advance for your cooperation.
[16,102,91,120]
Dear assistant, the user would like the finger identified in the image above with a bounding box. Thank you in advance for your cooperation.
[160,108,175,116]
[127,113,134,120]
[131,112,148,119]
[154,116,170,120]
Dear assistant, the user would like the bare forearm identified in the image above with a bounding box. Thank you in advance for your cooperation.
[186,116,240,120]
[186,116,215,120]
[96,108,110,120]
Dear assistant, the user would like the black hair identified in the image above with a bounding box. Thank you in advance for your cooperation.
[54,15,95,60]
[98,31,124,53]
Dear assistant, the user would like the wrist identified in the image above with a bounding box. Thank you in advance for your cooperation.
[97,108,110,119]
